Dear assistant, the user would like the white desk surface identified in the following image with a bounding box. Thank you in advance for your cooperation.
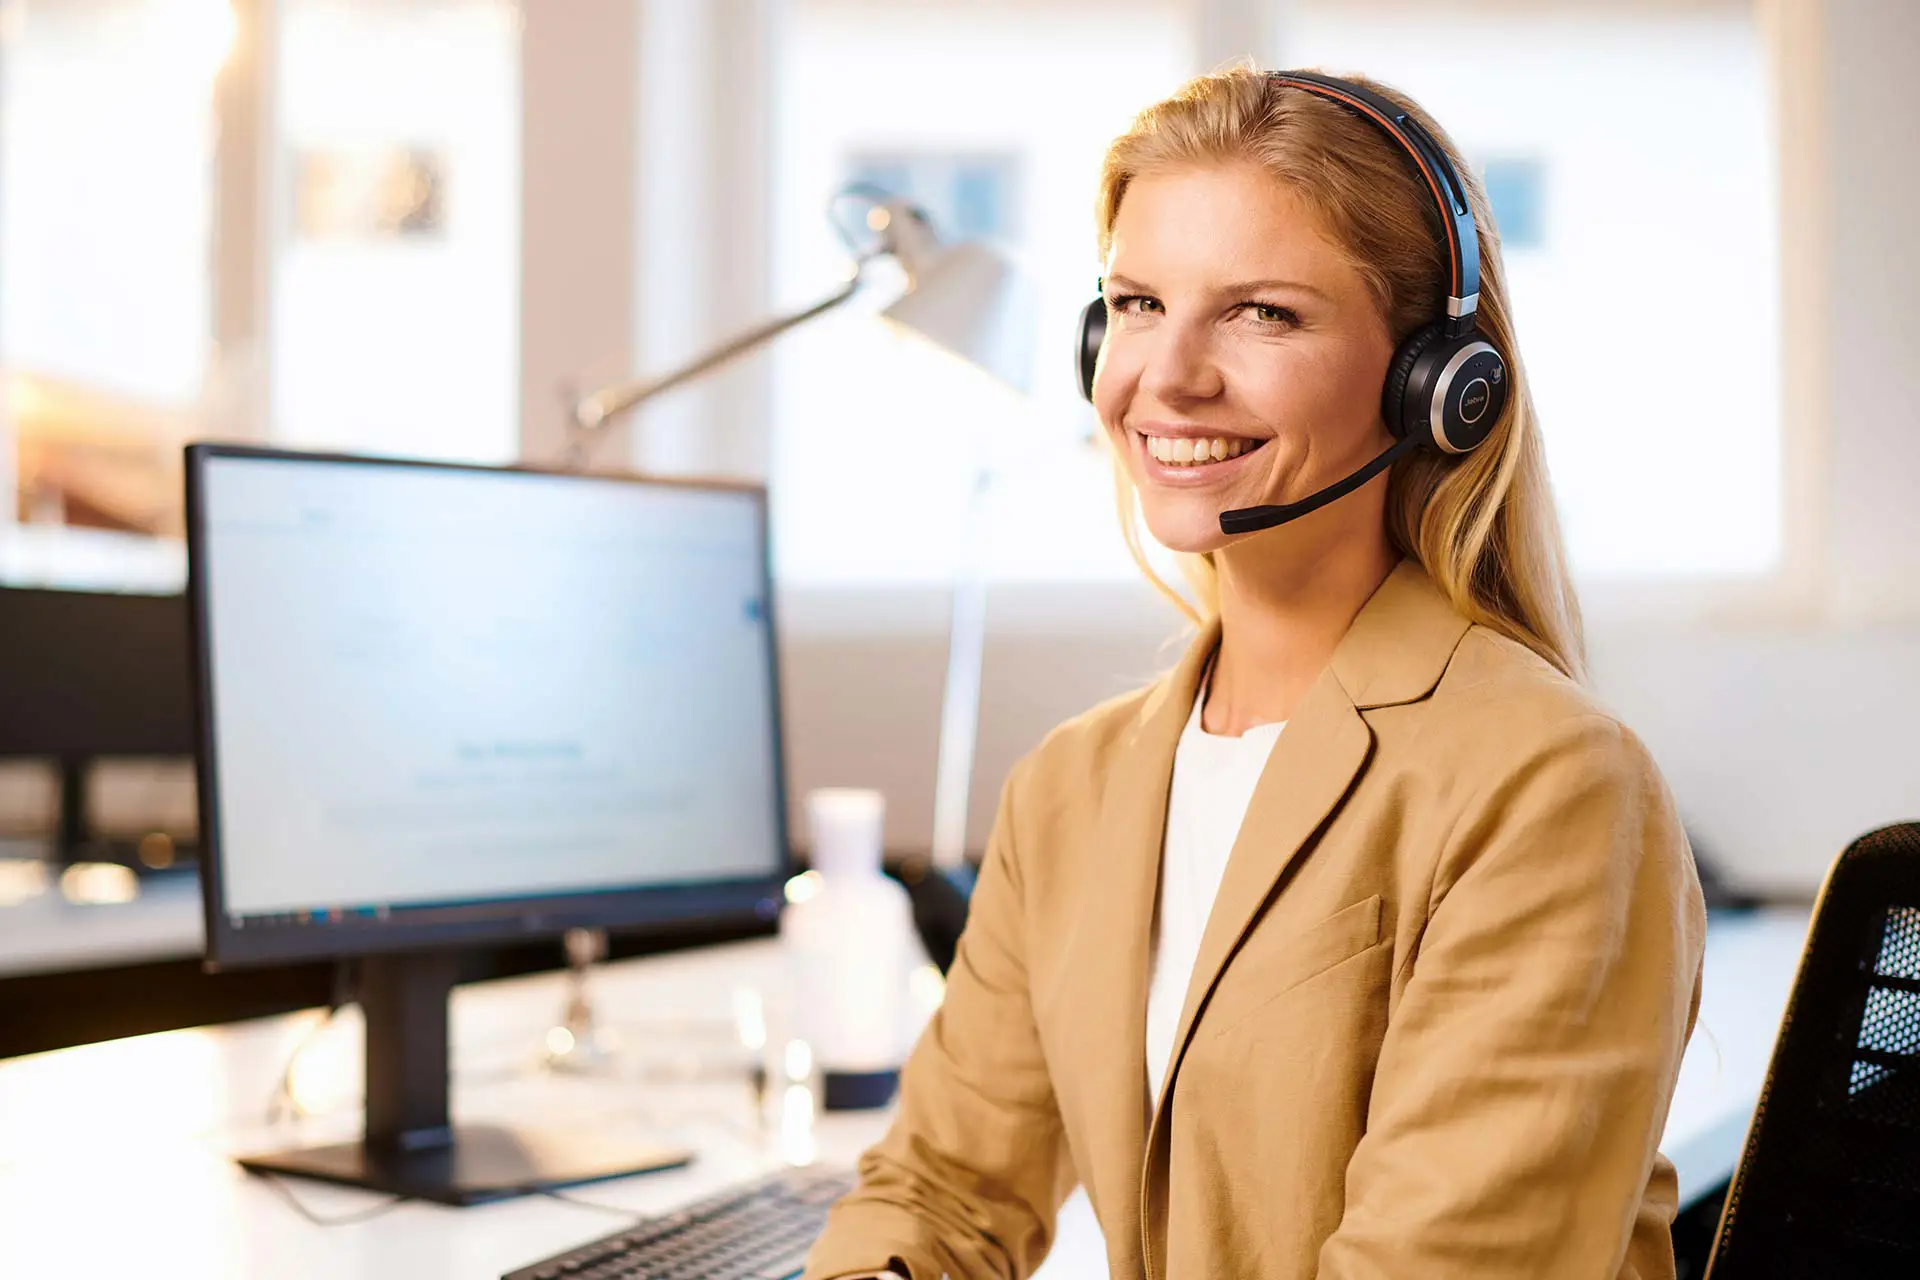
[0,909,1811,1279]
[0,865,204,978]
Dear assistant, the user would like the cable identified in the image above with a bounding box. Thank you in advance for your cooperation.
[265,960,357,1124]
[537,1186,644,1221]
[255,1169,411,1228]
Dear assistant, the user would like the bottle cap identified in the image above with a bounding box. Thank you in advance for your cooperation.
[806,787,885,878]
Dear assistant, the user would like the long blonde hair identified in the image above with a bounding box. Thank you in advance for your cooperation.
[1097,65,1585,679]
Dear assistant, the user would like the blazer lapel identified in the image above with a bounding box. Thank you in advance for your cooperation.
[1139,562,1473,1266]
[1057,618,1219,1280]
[1162,560,1472,1082]
[1155,671,1373,1110]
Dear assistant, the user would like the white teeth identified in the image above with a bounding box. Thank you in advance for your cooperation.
[1144,434,1256,466]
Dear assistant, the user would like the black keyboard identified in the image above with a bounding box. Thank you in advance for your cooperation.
[503,1166,857,1280]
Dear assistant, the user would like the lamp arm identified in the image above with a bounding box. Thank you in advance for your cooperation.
[571,273,865,434]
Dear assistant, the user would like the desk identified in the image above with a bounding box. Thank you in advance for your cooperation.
[0,910,1810,1278]
[1663,908,1811,1207]
[0,862,203,978]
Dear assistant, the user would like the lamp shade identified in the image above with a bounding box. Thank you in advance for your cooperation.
[879,239,1037,395]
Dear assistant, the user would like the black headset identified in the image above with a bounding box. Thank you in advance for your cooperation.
[1075,70,1509,536]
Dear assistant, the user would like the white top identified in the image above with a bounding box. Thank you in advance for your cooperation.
[1145,668,1287,1107]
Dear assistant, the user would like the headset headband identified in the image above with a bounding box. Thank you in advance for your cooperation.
[1267,71,1481,337]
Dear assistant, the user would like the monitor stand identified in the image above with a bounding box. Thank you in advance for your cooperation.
[238,951,693,1206]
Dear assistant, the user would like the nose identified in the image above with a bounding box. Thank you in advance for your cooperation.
[1135,317,1224,405]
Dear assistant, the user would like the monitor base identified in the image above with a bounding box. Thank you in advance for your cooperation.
[239,1123,692,1207]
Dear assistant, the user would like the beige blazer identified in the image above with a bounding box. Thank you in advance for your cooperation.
[805,562,1707,1280]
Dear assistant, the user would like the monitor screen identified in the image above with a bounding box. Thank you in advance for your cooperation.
[0,586,194,758]
[188,446,790,966]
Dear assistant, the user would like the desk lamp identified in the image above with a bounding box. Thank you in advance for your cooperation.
[569,182,1035,890]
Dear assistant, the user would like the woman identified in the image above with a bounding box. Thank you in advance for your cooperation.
[806,65,1705,1280]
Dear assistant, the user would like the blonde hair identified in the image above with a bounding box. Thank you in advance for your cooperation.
[1097,65,1585,680]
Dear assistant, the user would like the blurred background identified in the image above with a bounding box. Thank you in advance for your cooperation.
[0,0,1915,1010]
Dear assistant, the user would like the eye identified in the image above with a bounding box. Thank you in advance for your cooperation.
[1242,302,1300,328]
[1108,293,1162,317]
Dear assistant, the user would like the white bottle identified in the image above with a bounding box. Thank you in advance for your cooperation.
[783,787,918,1109]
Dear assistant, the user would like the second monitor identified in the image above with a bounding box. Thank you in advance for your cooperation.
[186,443,793,1204]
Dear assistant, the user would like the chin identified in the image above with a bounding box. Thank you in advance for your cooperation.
[1137,496,1233,556]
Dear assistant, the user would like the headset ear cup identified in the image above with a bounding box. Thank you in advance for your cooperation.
[1076,298,1106,403]
[1381,323,1444,446]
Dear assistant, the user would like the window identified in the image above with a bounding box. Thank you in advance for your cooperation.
[846,152,1024,243]
[1481,157,1547,251]
[0,0,227,546]
[269,0,520,465]
[771,1,1194,588]
[1288,5,1782,581]
[1,0,519,574]
[0,0,222,405]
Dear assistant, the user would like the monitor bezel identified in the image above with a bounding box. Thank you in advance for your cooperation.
[185,442,794,970]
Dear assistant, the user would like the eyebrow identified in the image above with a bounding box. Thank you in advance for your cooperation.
[1104,273,1331,300]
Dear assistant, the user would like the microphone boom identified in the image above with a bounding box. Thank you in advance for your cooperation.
[1217,435,1420,536]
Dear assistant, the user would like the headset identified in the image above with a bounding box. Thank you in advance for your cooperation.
[1075,70,1509,536]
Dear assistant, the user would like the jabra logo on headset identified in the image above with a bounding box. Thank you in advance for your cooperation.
[1459,379,1491,424]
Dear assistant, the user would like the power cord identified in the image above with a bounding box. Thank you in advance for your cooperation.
[266,959,357,1124]
[536,1186,645,1221]
[262,1176,644,1231]
[255,1169,411,1228]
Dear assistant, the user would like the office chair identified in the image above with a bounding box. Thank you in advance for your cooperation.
[1706,821,1920,1276]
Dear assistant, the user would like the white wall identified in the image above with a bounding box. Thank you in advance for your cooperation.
[1586,625,1920,889]
[1820,0,1920,620]
[516,0,639,470]
[628,0,780,483]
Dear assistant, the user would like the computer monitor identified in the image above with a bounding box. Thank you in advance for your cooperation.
[0,585,197,866]
[185,443,792,1205]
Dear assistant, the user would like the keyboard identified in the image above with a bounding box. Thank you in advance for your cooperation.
[503,1166,858,1280]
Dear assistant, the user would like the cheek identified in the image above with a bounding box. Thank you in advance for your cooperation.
[1233,345,1387,439]
[1091,352,1137,436]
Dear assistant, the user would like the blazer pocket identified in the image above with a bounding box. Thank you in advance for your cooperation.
[1202,894,1386,1039]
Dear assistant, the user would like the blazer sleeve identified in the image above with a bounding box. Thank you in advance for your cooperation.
[1318,713,1708,1279]
[803,764,1074,1280]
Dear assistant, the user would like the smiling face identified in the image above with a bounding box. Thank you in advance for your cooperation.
[1094,160,1401,554]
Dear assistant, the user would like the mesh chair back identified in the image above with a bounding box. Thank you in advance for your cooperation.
[1708,821,1920,1276]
